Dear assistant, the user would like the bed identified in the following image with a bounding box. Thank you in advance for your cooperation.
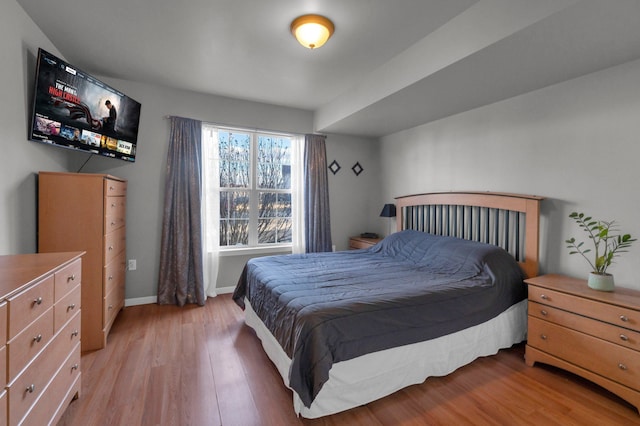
[232,192,543,418]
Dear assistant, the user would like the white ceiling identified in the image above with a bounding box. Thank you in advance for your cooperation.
[16,0,640,137]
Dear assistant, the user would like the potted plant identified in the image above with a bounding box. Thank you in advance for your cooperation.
[565,212,636,291]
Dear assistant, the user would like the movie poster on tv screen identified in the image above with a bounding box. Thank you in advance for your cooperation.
[30,49,141,162]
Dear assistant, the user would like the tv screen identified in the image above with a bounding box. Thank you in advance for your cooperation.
[29,48,141,162]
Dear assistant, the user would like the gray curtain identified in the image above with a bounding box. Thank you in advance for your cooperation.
[157,117,206,306]
[304,134,333,253]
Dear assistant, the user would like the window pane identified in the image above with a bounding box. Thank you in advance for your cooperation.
[219,220,228,245]
[258,218,276,244]
[210,127,296,249]
[259,192,291,219]
[220,219,249,246]
[219,132,250,188]
[278,218,292,243]
[257,135,291,189]
[258,192,277,218]
[220,191,249,219]
[258,218,292,244]
[278,193,291,218]
[219,131,250,162]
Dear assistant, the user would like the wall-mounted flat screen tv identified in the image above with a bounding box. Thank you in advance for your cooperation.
[29,48,141,162]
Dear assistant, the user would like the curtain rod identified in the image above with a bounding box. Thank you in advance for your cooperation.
[164,115,325,138]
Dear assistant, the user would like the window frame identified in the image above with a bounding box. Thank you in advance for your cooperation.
[203,124,300,253]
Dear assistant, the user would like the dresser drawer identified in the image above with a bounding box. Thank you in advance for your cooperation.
[8,276,54,339]
[528,316,639,391]
[0,346,6,388]
[60,310,81,350]
[349,237,381,250]
[7,307,54,381]
[105,196,126,234]
[0,303,6,389]
[20,343,80,426]
[54,258,81,301]
[529,301,640,352]
[54,285,81,332]
[528,285,640,332]
[0,302,6,345]
[104,178,127,197]
[104,226,126,264]
[104,252,126,295]
[0,391,6,426]
[7,311,80,425]
[104,285,124,328]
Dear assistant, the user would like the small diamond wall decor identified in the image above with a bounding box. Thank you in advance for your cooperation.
[352,162,363,176]
[328,160,341,175]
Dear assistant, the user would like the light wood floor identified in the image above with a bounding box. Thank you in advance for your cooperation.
[58,294,640,426]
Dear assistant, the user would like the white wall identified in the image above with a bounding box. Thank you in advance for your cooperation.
[379,57,640,291]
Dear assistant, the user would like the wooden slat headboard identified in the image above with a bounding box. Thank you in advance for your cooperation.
[395,192,544,278]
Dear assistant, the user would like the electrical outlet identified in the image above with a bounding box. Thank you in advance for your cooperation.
[128,259,137,270]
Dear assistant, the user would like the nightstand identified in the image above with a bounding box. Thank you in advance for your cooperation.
[524,274,640,414]
[349,236,382,249]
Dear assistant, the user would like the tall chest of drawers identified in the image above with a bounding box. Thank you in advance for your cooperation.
[0,252,83,425]
[525,274,640,414]
[38,172,127,351]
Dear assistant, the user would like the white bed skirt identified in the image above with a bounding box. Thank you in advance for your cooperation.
[243,298,528,419]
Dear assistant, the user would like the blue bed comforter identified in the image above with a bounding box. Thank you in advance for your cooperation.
[232,230,526,407]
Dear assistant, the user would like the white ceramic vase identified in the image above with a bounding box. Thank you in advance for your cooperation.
[588,272,614,292]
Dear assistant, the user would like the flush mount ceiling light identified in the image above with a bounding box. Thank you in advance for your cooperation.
[290,14,335,49]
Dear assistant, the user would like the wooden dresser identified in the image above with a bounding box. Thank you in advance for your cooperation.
[0,252,83,425]
[38,172,127,351]
[349,236,382,249]
[525,274,640,414]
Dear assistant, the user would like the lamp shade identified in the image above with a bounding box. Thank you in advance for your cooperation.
[380,204,396,218]
[290,14,335,49]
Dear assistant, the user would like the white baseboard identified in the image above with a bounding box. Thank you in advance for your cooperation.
[125,296,157,306]
[124,286,235,307]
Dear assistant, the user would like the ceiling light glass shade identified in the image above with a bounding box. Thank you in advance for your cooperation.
[290,15,335,49]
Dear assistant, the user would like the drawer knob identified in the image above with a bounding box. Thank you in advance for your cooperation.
[71,329,79,337]
[109,246,114,251]
[540,334,547,340]
[33,297,43,306]
[26,384,35,394]
[620,334,629,342]
[108,304,113,310]
[540,310,548,316]
[620,315,629,322]
[108,275,114,281]
[72,363,79,371]
[67,274,76,282]
[67,303,76,311]
[33,334,42,343]
[540,294,549,300]
[618,363,628,371]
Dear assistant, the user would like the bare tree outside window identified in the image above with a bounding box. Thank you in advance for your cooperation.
[217,131,293,247]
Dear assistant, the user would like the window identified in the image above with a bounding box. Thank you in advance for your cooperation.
[202,124,302,250]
